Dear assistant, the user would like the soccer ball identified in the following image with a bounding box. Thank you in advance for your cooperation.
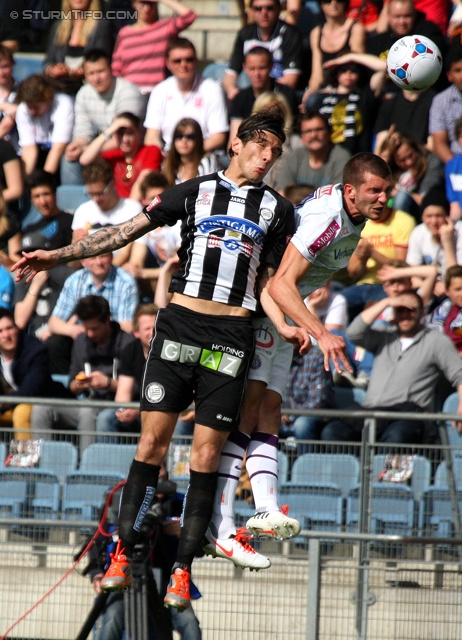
[386,35,442,91]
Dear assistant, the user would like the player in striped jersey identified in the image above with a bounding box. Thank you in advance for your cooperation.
[12,107,321,612]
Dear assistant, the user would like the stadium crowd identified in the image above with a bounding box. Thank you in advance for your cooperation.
[2,0,462,452]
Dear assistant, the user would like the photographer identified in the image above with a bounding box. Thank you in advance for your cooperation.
[84,465,202,640]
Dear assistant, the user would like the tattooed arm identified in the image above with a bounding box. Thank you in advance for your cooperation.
[12,211,152,283]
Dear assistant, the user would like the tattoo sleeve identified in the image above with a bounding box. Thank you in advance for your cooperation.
[54,212,152,263]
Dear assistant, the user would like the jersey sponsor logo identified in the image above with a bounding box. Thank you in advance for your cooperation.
[145,195,161,211]
[307,219,340,257]
[197,216,265,245]
[207,232,253,257]
[145,382,165,403]
[230,196,246,204]
[334,247,355,260]
[196,193,211,206]
[254,323,275,348]
[161,340,243,377]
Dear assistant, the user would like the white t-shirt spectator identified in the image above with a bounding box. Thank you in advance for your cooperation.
[16,94,74,148]
[406,221,462,273]
[144,75,229,151]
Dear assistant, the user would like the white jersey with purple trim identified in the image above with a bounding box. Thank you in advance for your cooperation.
[292,184,366,297]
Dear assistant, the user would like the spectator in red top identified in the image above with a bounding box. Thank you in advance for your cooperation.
[111,0,197,95]
[79,112,162,199]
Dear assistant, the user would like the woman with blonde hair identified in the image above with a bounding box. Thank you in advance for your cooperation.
[162,118,218,186]
[44,0,113,95]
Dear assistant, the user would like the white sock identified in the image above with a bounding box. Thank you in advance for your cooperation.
[246,432,279,513]
[210,431,250,539]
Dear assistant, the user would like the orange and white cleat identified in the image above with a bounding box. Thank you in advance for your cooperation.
[203,526,271,570]
[100,540,132,592]
[164,567,191,611]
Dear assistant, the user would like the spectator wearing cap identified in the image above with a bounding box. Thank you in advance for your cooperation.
[14,170,74,342]
[406,190,462,290]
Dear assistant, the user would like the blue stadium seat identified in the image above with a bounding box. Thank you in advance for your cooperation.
[13,54,44,83]
[39,441,78,484]
[277,450,288,486]
[280,482,343,534]
[419,486,462,539]
[56,185,88,214]
[347,483,415,536]
[0,469,29,518]
[288,453,360,499]
[234,499,257,530]
[62,472,125,521]
[51,373,71,389]
[441,392,462,454]
[434,459,462,488]
[79,443,136,477]
[28,470,61,520]
[0,442,6,466]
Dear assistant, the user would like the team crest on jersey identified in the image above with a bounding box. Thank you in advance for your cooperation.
[251,354,262,370]
[145,196,161,211]
[259,208,273,222]
[145,382,165,403]
[340,226,350,237]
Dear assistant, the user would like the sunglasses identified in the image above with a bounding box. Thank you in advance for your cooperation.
[174,133,196,141]
[321,0,347,4]
[253,4,277,11]
[170,56,196,65]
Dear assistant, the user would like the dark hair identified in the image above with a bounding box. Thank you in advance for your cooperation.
[244,46,273,66]
[84,48,112,66]
[299,110,331,133]
[0,308,15,323]
[163,118,204,186]
[396,289,423,311]
[230,105,286,157]
[26,169,57,193]
[455,116,462,139]
[75,295,111,323]
[115,112,141,129]
[342,152,391,188]
[444,265,462,289]
[139,171,169,199]
[167,38,196,58]
[420,188,449,215]
[16,74,55,106]
[82,158,114,186]
[445,44,462,72]
[250,0,280,7]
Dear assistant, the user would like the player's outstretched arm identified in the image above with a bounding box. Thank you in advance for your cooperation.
[12,211,152,283]
[269,243,352,373]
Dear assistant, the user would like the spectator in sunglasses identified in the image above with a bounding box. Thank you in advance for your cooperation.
[222,0,303,102]
[162,118,218,186]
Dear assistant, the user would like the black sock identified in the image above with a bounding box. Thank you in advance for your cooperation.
[175,470,218,569]
[118,459,159,558]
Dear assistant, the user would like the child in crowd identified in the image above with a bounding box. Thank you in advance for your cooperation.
[445,115,462,221]
[424,264,462,354]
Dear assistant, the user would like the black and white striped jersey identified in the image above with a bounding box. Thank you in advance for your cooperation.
[143,171,294,311]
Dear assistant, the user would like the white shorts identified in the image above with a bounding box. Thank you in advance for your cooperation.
[248,317,293,397]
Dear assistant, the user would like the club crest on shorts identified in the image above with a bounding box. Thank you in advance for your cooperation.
[251,354,262,370]
[145,382,165,403]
